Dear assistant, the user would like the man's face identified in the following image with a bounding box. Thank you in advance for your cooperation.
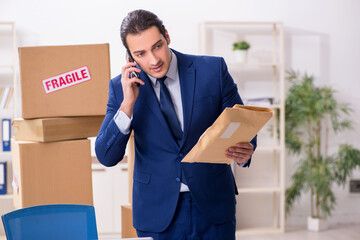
[126,26,172,79]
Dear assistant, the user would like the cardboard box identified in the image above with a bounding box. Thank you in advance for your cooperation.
[121,205,137,238]
[19,44,110,119]
[12,139,93,209]
[13,116,104,142]
[128,132,135,203]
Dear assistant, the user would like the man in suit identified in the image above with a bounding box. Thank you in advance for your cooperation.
[95,9,257,240]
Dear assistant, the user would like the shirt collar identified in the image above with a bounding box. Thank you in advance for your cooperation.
[148,50,178,87]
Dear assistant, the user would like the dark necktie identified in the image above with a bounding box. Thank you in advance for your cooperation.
[157,76,183,144]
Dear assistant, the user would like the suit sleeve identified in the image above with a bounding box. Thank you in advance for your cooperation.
[95,77,131,167]
[219,57,257,167]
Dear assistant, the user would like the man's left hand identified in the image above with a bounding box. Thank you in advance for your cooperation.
[225,142,254,164]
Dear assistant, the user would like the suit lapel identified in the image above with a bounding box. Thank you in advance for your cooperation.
[174,50,196,148]
[139,72,176,144]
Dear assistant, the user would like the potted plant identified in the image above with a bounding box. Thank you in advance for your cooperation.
[284,70,360,231]
[232,40,250,63]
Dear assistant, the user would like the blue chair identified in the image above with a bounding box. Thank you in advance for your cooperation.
[1,204,98,240]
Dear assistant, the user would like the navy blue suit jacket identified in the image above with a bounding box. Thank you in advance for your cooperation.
[95,49,257,232]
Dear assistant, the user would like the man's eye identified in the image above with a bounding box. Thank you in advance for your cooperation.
[155,44,162,49]
[136,53,143,57]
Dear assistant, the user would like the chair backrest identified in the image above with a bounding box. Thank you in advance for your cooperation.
[1,204,98,240]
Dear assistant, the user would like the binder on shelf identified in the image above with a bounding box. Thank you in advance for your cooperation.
[2,119,11,151]
[0,161,6,195]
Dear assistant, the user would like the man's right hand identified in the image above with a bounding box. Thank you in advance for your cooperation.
[120,59,145,118]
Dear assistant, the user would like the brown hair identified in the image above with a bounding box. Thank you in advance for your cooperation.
[120,9,166,51]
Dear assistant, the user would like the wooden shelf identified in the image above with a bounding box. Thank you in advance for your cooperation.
[201,22,282,36]
[203,21,282,25]
[0,22,17,215]
[236,227,282,234]
[199,21,285,233]
[245,104,281,109]
[0,65,14,69]
[0,194,13,200]
[268,104,281,109]
[0,108,15,114]
[256,145,281,151]
[0,152,11,156]
[0,22,15,25]
[237,186,280,193]
[228,62,278,68]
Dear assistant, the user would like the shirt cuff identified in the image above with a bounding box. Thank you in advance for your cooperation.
[113,109,132,135]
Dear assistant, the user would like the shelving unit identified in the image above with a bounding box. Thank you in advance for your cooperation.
[0,194,13,200]
[0,22,17,203]
[198,22,285,233]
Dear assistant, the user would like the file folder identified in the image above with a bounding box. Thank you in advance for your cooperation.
[182,105,274,164]
[0,161,6,194]
[2,119,11,151]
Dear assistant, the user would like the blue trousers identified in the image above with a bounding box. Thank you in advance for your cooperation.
[136,192,236,240]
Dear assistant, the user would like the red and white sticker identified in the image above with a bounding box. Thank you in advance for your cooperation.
[42,66,91,94]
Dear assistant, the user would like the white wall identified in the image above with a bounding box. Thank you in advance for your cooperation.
[1,0,360,229]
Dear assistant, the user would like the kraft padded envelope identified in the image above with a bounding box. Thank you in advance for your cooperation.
[182,104,274,164]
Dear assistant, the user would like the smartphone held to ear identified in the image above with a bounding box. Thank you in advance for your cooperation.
[126,50,141,79]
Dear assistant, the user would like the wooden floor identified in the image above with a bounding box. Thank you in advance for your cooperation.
[1,224,359,239]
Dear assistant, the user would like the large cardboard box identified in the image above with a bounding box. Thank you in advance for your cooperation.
[121,204,137,238]
[19,44,110,119]
[13,116,104,142]
[12,139,93,209]
[128,132,135,203]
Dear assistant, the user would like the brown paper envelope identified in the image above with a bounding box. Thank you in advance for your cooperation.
[181,104,274,164]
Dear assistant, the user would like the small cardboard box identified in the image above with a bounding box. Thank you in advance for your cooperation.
[19,44,110,119]
[12,139,93,209]
[121,204,137,238]
[13,116,104,142]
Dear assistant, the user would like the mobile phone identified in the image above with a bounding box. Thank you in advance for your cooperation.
[126,50,140,79]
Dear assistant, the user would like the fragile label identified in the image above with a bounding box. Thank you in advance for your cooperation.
[42,66,91,94]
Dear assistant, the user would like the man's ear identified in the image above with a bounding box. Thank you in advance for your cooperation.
[165,29,171,45]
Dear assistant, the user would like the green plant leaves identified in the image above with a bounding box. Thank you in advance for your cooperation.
[284,70,360,219]
[334,144,360,186]
[232,41,250,50]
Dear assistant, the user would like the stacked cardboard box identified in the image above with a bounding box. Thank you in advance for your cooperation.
[121,133,138,238]
[121,204,137,238]
[12,44,110,209]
